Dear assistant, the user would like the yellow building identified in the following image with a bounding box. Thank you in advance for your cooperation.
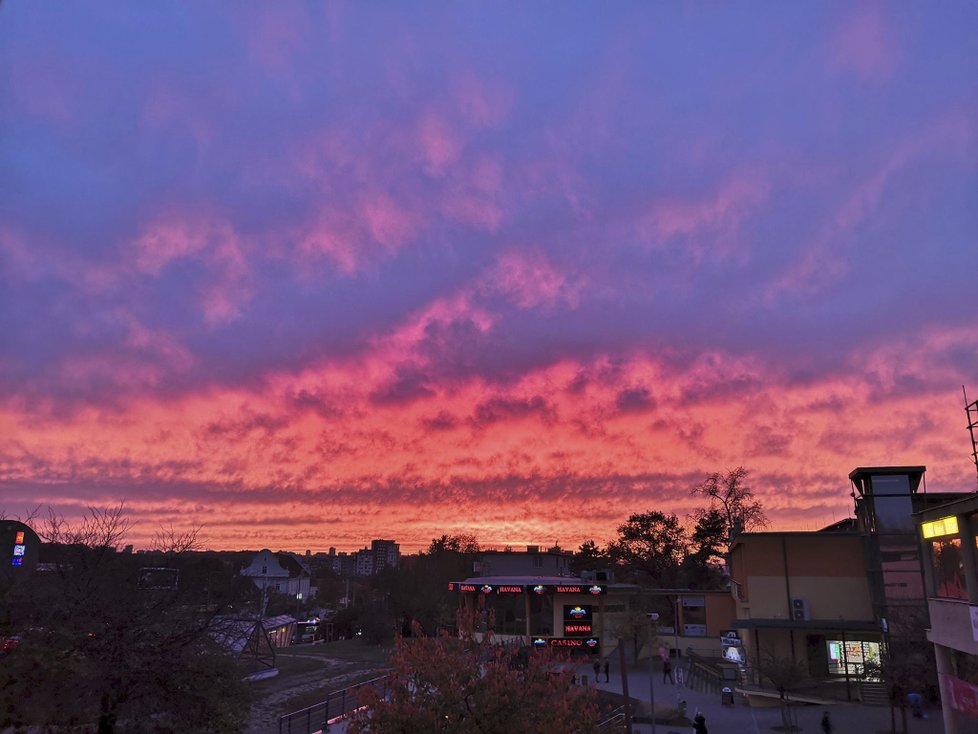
[729,531,881,699]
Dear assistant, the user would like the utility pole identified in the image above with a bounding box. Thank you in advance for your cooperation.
[648,613,659,734]
[618,639,633,734]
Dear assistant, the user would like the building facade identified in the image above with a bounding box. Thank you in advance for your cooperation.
[917,494,978,733]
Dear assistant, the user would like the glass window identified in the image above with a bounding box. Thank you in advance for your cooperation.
[931,537,967,600]
[826,640,881,678]
[529,594,553,636]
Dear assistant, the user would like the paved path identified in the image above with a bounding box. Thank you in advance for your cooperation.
[576,658,946,734]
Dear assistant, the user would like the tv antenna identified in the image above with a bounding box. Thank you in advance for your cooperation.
[964,386,978,488]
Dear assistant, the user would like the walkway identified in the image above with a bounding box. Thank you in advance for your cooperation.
[576,658,946,734]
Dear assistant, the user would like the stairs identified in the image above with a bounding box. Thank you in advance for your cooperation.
[860,681,890,706]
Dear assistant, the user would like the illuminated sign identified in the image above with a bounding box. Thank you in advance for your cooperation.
[14,532,24,544]
[588,585,603,595]
[568,606,588,618]
[532,585,546,594]
[481,585,493,594]
[556,585,583,593]
[11,558,22,567]
[530,637,601,654]
[922,515,959,539]
[564,623,593,635]
[447,583,455,591]
[12,545,25,557]
[497,585,523,594]
[459,584,477,592]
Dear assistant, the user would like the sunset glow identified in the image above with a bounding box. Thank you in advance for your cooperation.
[2,3,977,552]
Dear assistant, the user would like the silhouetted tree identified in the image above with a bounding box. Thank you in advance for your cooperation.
[608,511,689,587]
[0,505,249,733]
[571,538,610,575]
[691,467,768,541]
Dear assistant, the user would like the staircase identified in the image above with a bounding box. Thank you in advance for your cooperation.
[860,681,890,706]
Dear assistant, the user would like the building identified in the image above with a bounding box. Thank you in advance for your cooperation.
[369,539,400,574]
[729,530,879,699]
[449,574,638,657]
[240,549,312,602]
[473,546,574,577]
[728,465,973,700]
[917,494,978,733]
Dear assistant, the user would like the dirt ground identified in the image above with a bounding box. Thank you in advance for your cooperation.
[245,640,389,734]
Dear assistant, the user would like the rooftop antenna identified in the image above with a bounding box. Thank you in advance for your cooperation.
[964,386,978,489]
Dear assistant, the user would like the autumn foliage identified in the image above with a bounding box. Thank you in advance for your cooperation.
[348,617,602,734]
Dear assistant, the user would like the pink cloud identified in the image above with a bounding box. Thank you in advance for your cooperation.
[418,113,462,176]
[829,3,899,83]
[644,174,769,244]
[486,250,581,310]
[453,71,513,129]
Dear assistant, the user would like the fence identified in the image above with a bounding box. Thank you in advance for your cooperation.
[278,675,390,734]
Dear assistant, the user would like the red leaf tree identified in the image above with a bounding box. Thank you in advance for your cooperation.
[348,615,603,734]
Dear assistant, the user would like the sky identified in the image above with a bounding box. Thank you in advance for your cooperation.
[2,3,977,553]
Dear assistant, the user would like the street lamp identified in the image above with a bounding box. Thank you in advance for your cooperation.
[648,613,659,734]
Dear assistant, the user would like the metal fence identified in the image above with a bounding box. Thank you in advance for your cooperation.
[278,675,390,734]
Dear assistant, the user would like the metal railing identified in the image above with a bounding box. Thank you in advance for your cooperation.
[278,675,390,734]
[598,705,626,731]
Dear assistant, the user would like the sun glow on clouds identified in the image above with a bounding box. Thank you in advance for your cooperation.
[2,3,977,551]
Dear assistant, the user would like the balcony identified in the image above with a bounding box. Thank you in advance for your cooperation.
[926,597,978,654]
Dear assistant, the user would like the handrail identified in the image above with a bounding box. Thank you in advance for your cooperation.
[278,674,390,734]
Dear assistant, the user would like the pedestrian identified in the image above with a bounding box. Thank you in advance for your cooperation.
[693,711,708,734]
[663,658,673,684]
[820,710,832,734]
[603,660,610,682]
[593,660,600,683]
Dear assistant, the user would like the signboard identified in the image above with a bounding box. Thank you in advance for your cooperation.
[941,673,978,717]
[683,624,707,636]
[563,604,593,637]
[720,630,745,663]
[554,584,606,595]
[448,583,605,595]
[2,521,39,571]
[531,637,600,654]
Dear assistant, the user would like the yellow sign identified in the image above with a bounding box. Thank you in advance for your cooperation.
[922,515,959,539]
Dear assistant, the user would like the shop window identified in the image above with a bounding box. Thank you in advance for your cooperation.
[931,537,967,600]
[826,640,881,678]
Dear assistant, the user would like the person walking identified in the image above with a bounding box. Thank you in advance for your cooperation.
[820,710,833,734]
[693,711,708,734]
[592,660,600,683]
[602,660,610,682]
[663,658,673,684]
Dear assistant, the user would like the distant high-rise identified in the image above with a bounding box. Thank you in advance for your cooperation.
[370,539,400,574]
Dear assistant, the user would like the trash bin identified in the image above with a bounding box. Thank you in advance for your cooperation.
[721,686,734,706]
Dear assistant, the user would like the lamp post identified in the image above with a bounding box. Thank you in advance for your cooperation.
[648,612,659,734]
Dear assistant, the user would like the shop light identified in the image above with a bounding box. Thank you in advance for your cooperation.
[922,515,959,539]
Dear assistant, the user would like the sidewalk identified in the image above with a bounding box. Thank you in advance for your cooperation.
[576,658,945,734]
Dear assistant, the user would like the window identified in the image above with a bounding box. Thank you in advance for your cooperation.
[931,537,967,600]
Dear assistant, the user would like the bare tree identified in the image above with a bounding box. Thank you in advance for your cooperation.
[152,523,205,554]
[691,467,768,540]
